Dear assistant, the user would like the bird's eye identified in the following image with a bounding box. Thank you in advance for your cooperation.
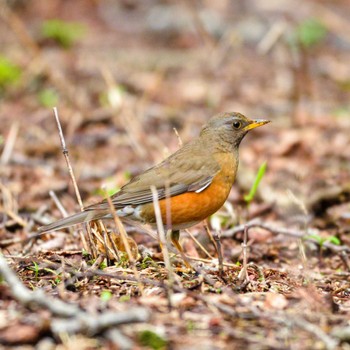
[233,121,241,129]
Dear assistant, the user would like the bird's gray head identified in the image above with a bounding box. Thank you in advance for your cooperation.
[200,112,269,150]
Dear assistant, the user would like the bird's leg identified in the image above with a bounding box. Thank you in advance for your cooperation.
[170,230,192,269]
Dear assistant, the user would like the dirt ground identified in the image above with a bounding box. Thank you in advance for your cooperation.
[1,1,350,349]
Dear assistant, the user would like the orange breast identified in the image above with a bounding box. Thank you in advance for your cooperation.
[140,153,237,229]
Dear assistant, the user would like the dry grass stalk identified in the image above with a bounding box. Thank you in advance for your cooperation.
[52,107,92,255]
[203,222,220,254]
[185,229,213,259]
[97,220,120,261]
[238,225,249,283]
[0,122,19,165]
[105,192,144,294]
[173,127,183,148]
[213,231,223,274]
[150,186,175,287]
[92,218,121,262]
[0,182,26,227]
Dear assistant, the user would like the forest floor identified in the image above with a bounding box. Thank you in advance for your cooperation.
[0,1,350,349]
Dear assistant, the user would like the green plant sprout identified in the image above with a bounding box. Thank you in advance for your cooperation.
[293,19,327,48]
[119,295,130,302]
[138,330,167,350]
[41,19,86,48]
[28,261,40,280]
[95,177,121,197]
[38,88,59,107]
[244,161,267,206]
[43,267,62,286]
[100,290,113,302]
[304,234,341,249]
[0,56,21,90]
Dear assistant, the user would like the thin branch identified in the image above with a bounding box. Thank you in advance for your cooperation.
[213,231,223,275]
[173,127,183,148]
[150,186,174,280]
[53,107,84,211]
[105,191,144,294]
[1,122,19,165]
[51,308,149,335]
[238,225,249,282]
[49,190,68,218]
[185,229,214,260]
[52,107,91,254]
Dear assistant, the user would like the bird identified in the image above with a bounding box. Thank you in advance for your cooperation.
[39,112,269,260]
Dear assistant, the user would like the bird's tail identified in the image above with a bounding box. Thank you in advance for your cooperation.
[38,210,109,233]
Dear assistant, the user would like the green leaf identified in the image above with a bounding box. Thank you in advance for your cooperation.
[38,88,59,107]
[138,330,167,350]
[41,19,86,48]
[0,56,21,89]
[99,260,107,270]
[295,19,327,48]
[101,290,113,302]
[186,320,195,331]
[119,295,130,302]
[94,186,120,197]
[304,234,323,245]
[326,236,341,246]
[28,261,40,280]
[82,249,90,257]
[244,161,267,205]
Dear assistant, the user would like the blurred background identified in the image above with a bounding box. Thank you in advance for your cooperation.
[0,0,349,238]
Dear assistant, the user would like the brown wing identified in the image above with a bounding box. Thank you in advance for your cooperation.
[86,141,220,211]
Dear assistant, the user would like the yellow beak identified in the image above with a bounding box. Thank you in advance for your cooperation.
[243,119,270,131]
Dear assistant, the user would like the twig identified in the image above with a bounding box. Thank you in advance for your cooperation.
[89,254,105,271]
[150,187,174,277]
[97,220,121,261]
[105,328,134,350]
[150,185,174,308]
[102,230,111,266]
[51,308,149,335]
[0,182,26,227]
[94,220,120,263]
[185,229,214,259]
[212,231,223,275]
[52,107,91,254]
[257,21,288,54]
[238,225,249,283]
[53,108,83,210]
[173,127,183,148]
[105,191,144,294]
[49,190,68,218]
[204,222,218,251]
[0,122,19,165]
[340,251,350,272]
[49,190,77,238]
